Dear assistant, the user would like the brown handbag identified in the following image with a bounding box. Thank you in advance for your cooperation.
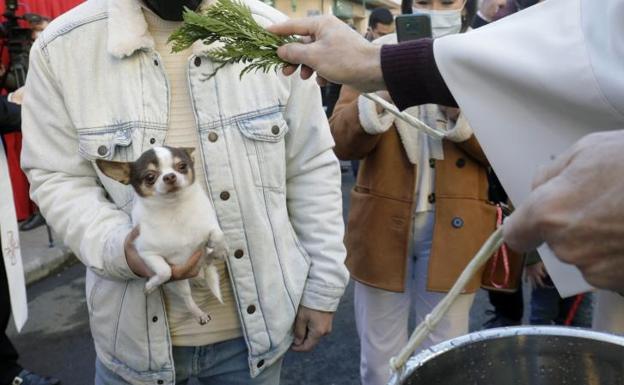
[481,204,525,292]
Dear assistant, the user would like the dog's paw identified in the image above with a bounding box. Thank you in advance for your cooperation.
[198,313,212,325]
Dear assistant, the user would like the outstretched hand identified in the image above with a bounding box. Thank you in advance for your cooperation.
[504,131,624,292]
[267,16,386,92]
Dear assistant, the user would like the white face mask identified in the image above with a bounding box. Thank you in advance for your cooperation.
[413,7,463,38]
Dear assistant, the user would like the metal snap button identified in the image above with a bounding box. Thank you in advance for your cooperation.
[149,137,156,145]
[429,159,435,168]
[247,305,256,314]
[428,193,436,204]
[451,217,464,229]
[152,316,158,323]
[271,125,280,135]
[208,132,218,142]
[153,59,159,66]
[97,145,108,156]
[257,359,265,368]
[234,249,244,259]
[194,57,202,67]
[220,191,230,201]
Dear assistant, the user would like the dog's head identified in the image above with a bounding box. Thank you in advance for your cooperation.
[96,146,196,198]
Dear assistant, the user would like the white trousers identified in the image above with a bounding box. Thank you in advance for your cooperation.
[592,289,624,334]
[354,211,475,385]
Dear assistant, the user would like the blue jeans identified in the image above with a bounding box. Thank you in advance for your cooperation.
[95,337,283,385]
[530,276,593,327]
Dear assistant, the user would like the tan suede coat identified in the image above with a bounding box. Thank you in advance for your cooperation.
[330,86,497,293]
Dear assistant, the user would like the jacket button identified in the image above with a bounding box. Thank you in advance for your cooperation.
[220,191,230,201]
[428,193,435,204]
[247,305,256,314]
[456,158,466,168]
[271,125,280,135]
[152,316,158,323]
[257,359,265,368]
[234,249,244,259]
[194,57,202,67]
[157,380,164,385]
[429,159,435,168]
[153,59,159,66]
[97,145,108,156]
[149,137,156,145]
[451,217,464,228]
[208,132,218,142]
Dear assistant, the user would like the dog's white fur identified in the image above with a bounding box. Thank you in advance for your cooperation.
[131,147,227,325]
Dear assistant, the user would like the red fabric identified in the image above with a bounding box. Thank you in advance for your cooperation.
[2,0,85,220]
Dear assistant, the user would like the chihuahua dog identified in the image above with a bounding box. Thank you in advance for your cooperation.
[96,146,227,325]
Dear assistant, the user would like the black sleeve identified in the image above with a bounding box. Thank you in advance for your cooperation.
[471,14,490,29]
[0,95,21,134]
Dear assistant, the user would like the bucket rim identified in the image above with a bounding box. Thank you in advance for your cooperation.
[388,326,624,385]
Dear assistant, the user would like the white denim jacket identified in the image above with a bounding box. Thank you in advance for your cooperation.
[20,0,348,383]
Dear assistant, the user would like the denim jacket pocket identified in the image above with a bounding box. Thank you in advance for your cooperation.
[77,127,135,212]
[237,112,289,191]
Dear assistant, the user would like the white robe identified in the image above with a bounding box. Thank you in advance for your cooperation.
[433,0,624,298]
[1,144,27,332]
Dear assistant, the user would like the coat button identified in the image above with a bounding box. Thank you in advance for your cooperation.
[429,159,435,168]
[451,217,464,228]
[247,305,256,314]
[234,249,244,259]
[153,59,159,66]
[97,145,108,156]
[157,380,164,385]
[428,193,435,204]
[271,125,280,135]
[149,137,156,145]
[194,57,202,67]
[257,359,265,368]
[208,132,218,142]
[220,191,230,201]
[152,316,158,323]
[456,158,466,168]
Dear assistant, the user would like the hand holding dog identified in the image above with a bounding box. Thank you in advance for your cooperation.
[125,225,204,280]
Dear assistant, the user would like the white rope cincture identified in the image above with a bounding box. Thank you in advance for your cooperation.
[362,93,446,140]
[389,227,505,373]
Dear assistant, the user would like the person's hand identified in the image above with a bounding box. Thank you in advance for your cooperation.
[124,226,204,280]
[267,16,385,93]
[525,261,548,288]
[291,306,334,352]
[503,130,624,292]
[479,0,507,21]
[10,87,25,105]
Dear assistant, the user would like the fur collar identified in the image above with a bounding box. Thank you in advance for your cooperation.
[107,0,213,58]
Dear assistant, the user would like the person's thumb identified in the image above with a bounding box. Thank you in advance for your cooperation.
[277,43,312,66]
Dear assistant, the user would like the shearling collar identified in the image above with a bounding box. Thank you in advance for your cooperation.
[107,0,212,58]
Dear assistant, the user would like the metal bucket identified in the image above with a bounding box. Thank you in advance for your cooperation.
[390,326,624,385]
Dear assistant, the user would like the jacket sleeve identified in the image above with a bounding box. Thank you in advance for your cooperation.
[0,95,21,134]
[20,42,138,281]
[329,85,387,160]
[284,74,349,312]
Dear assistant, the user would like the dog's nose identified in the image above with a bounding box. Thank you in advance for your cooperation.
[163,173,177,185]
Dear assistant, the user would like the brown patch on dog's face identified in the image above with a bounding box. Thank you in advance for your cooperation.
[129,149,160,197]
[166,146,195,186]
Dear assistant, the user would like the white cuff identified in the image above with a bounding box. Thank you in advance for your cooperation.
[445,113,474,143]
[357,95,395,135]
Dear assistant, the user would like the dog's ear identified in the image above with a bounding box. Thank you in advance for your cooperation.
[179,147,195,162]
[95,159,131,185]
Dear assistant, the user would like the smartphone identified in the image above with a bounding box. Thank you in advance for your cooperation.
[395,14,432,43]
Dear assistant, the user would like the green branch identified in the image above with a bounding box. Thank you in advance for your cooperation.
[168,0,297,80]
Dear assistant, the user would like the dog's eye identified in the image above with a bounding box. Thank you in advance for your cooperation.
[144,173,156,185]
[177,162,187,172]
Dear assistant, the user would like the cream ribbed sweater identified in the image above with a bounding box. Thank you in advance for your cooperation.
[143,9,242,347]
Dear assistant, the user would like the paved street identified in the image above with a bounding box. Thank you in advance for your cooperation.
[8,170,493,385]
